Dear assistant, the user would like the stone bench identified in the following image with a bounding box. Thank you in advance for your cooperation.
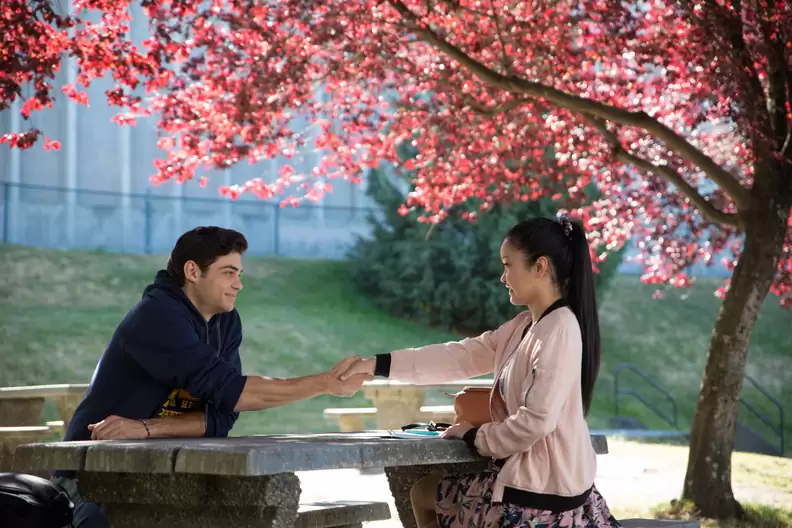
[323,406,455,432]
[296,500,391,528]
[418,405,455,423]
[323,407,376,432]
[45,420,65,435]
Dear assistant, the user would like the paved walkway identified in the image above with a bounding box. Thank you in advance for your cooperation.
[297,440,792,526]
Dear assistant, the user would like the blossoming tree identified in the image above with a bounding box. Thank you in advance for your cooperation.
[2,0,791,517]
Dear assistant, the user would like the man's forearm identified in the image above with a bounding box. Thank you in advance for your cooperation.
[146,411,207,438]
[234,374,329,412]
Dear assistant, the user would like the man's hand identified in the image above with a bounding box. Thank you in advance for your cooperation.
[338,356,376,380]
[88,415,148,440]
[323,356,374,396]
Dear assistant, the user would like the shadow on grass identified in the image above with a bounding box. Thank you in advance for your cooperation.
[652,499,792,528]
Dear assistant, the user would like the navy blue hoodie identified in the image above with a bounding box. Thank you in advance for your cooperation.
[62,270,248,446]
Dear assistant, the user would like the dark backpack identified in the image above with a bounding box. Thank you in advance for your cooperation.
[0,472,74,528]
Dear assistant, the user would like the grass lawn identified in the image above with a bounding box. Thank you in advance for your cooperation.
[0,244,790,450]
[592,272,791,455]
[652,501,792,528]
[597,440,792,527]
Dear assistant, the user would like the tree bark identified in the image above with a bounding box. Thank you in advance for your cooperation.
[681,162,791,518]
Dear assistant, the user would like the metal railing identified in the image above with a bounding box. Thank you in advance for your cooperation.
[613,363,679,429]
[740,374,785,456]
[613,363,785,455]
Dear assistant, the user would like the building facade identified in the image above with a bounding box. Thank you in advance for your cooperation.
[0,3,379,258]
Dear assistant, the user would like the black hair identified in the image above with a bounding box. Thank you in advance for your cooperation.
[167,226,248,286]
[504,216,601,415]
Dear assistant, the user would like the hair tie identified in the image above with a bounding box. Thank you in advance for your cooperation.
[556,213,573,238]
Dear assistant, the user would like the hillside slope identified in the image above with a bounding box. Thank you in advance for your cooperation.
[0,245,789,447]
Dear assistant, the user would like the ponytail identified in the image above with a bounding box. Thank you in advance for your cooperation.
[565,220,600,416]
[505,215,602,415]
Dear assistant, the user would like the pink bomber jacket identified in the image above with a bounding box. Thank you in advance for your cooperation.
[386,304,597,509]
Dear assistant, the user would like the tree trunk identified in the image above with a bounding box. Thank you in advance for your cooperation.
[681,166,790,518]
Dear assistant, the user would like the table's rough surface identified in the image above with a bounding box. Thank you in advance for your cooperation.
[13,432,608,475]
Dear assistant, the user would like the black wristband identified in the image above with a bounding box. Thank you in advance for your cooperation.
[462,427,479,452]
[374,354,391,377]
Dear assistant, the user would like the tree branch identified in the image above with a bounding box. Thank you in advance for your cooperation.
[464,96,532,115]
[757,6,790,151]
[585,117,744,229]
[386,0,751,211]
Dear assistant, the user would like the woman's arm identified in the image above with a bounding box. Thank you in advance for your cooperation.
[387,332,498,383]
[345,313,531,385]
[342,332,497,384]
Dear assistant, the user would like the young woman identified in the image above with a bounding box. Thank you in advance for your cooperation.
[348,216,621,528]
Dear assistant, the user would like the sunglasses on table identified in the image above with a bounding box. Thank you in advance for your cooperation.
[400,421,451,432]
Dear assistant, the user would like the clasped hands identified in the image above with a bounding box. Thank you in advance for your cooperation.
[87,357,474,441]
[322,355,376,396]
[326,356,475,441]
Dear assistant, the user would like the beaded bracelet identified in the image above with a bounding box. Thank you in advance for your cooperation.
[139,418,151,439]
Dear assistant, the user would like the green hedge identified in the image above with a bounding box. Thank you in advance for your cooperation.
[348,169,626,333]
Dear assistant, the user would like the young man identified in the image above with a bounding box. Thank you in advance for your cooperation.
[54,226,371,528]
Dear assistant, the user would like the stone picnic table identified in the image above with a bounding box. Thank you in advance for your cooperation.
[361,379,494,430]
[0,383,89,472]
[0,383,88,429]
[13,432,608,528]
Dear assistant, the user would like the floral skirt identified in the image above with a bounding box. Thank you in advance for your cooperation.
[435,467,621,528]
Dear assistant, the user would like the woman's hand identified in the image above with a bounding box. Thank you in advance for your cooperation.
[441,421,474,440]
[323,356,374,396]
[339,357,376,380]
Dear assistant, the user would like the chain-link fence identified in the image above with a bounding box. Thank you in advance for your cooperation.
[0,181,381,259]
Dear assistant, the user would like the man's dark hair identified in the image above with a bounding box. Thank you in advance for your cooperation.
[167,227,248,286]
